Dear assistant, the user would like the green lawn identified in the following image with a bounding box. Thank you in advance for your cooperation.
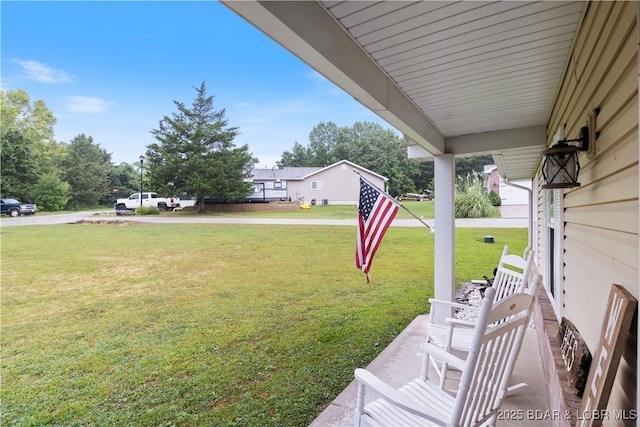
[172,200,436,220]
[1,223,526,426]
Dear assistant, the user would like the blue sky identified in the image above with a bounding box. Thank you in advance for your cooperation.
[1,1,394,167]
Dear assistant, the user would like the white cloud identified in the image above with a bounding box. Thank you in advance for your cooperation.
[14,59,73,83]
[306,69,345,96]
[306,70,328,83]
[232,97,314,128]
[65,96,111,113]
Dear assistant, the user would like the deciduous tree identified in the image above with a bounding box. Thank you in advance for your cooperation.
[0,89,57,201]
[1,130,38,201]
[32,174,70,211]
[108,162,140,201]
[61,134,112,208]
[279,121,418,196]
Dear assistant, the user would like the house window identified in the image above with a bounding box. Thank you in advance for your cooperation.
[274,181,283,189]
[311,181,323,190]
[545,188,564,319]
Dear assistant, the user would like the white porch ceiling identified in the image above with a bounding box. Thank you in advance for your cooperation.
[223,1,585,181]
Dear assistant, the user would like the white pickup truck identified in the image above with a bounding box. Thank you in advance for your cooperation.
[114,192,181,212]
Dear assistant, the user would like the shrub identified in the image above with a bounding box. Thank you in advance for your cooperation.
[488,190,502,206]
[455,174,498,218]
[32,174,70,211]
[136,206,160,215]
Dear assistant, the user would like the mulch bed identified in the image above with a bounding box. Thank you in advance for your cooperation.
[70,219,144,225]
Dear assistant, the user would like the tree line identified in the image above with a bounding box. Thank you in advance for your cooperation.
[1,84,491,212]
[279,121,492,197]
[1,89,124,210]
[1,84,255,212]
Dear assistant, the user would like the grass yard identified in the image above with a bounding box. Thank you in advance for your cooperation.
[1,223,526,426]
[172,200,436,220]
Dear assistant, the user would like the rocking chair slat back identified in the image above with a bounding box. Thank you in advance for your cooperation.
[492,247,534,301]
[454,280,539,426]
[354,275,542,427]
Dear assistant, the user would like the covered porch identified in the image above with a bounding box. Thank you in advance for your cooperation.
[222,1,639,423]
[311,315,552,426]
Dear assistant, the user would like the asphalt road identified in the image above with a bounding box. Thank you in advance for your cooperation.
[0,210,528,228]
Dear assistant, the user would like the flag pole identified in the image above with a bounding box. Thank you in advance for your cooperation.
[353,169,434,232]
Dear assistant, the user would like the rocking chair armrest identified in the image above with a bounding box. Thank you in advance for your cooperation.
[419,342,466,371]
[445,317,477,328]
[428,298,473,311]
[354,369,442,424]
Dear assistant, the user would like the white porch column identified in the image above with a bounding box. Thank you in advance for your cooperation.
[433,154,455,323]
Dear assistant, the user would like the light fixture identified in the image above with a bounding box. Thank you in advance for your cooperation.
[541,126,589,189]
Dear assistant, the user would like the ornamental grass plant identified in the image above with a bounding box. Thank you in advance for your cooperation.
[455,174,499,218]
[135,206,161,215]
[2,223,526,426]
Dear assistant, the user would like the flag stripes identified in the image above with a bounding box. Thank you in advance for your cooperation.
[355,177,399,282]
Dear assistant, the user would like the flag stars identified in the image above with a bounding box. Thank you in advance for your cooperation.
[359,181,379,221]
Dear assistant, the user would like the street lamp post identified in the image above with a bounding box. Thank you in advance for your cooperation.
[139,155,144,207]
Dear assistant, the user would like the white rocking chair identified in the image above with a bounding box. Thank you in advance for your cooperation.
[354,274,541,427]
[424,246,534,388]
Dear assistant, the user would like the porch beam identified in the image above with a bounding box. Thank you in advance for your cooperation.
[221,0,445,155]
[407,143,432,162]
[444,126,547,156]
[408,126,546,166]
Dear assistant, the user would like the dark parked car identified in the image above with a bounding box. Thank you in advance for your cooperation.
[1,198,38,217]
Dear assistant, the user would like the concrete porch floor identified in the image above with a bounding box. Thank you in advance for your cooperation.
[310,314,551,426]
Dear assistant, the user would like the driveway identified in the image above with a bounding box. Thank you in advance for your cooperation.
[0,211,528,228]
[0,211,113,227]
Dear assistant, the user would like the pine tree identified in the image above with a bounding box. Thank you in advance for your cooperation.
[147,82,256,212]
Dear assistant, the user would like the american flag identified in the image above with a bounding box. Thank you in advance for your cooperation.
[355,177,400,282]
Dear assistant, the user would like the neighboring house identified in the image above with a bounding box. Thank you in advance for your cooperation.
[248,166,318,202]
[483,164,532,219]
[225,1,638,420]
[483,164,501,195]
[250,160,388,205]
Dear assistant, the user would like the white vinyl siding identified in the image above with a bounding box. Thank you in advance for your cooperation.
[537,1,638,417]
[285,161,387,205]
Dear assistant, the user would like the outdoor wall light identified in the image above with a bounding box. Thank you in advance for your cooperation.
[541,126,589,189]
